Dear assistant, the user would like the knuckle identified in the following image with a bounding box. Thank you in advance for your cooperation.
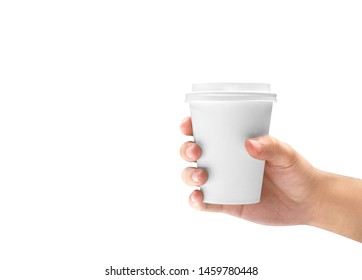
[267,136,279,149]
[180,141,193,158]
[182,167,196,185]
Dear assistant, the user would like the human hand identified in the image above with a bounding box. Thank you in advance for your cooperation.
[180,116,319,226]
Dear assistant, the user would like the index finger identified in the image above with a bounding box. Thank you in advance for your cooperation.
[180,117,193,136]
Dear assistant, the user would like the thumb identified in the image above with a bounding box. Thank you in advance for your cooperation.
[245,135,298,168]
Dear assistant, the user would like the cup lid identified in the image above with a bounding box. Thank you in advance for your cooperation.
[192,83,271,93]
[186,83,277,102]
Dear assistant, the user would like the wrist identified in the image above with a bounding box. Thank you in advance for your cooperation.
[308,170,362,242]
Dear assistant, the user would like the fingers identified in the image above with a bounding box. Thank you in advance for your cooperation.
[245,135,299,169]
[181,116,244,216]
[180,117,193,136]
[180,141,202,162]
[189,190,224,212]
[189,190,244,216]
[182,167,208,186]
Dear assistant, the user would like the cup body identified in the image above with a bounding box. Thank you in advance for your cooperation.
[186,83,276,204]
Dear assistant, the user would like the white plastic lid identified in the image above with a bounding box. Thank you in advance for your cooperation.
[186,83,277,102]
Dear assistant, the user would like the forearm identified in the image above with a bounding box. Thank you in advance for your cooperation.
[309,171,362,242]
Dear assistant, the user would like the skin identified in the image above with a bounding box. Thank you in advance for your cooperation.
[180,117,362,242]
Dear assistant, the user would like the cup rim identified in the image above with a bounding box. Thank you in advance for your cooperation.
[192,83,271,93]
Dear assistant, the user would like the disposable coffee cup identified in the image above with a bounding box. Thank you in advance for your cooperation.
[185,83,277,204]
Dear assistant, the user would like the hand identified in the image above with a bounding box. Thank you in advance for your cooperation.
[180,116,362,242]
[180,117,319,226]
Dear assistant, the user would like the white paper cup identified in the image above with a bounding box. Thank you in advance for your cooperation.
[186,83,277,204]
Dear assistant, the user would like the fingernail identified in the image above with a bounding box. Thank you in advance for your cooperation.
[190,193,196,202]
[186,147,193,159]
[192,170,201,183]
[249,138,263,149]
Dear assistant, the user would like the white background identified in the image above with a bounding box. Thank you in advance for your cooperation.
[1,0,361,279]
